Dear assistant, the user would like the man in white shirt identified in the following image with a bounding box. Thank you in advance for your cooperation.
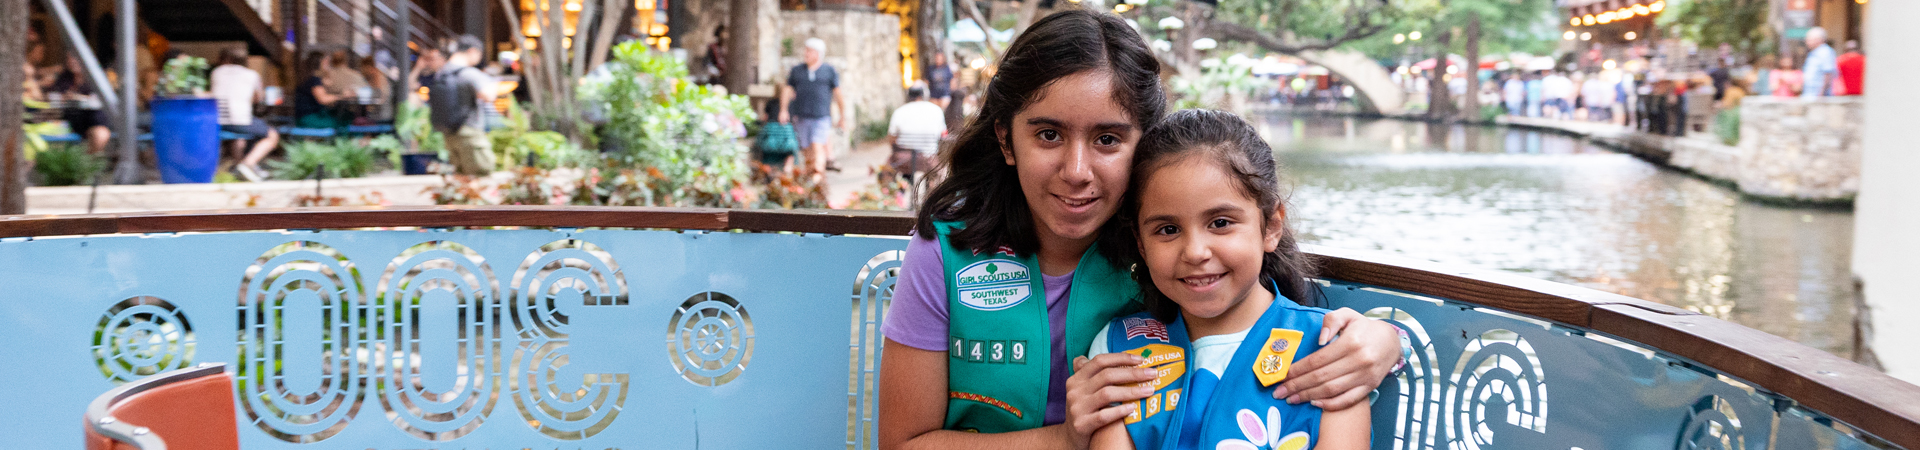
[1542,71,1575,119]
[886,84,946,181]
[210,48,280,181]
[1580,71,1616,122]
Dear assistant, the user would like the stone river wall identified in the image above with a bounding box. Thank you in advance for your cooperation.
[1498,96,1862,204]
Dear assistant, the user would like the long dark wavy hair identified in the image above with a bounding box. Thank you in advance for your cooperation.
[1118,109,1321,322]
[913,9,1166,258]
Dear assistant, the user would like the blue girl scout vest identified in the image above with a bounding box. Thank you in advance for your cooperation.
[933,221,1140,433]
[1108,295,1333,450]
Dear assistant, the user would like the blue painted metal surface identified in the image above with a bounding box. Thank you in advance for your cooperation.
[1320,281,1886,450]
[0,228,1892,449]
[0,229,907,448]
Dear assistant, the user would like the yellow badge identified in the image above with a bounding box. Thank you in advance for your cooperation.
[1124,399,1144,424]
[1164,388,1182,412]
[1124,344,1186,369]
[1123,344,1187,391]
[1254,329,1304,387]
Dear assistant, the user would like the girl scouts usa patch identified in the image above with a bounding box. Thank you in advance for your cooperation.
[956,259,1032,311]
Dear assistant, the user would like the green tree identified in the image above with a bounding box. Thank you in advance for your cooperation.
[1658,0,1772,61]
[1431,0,1557,120]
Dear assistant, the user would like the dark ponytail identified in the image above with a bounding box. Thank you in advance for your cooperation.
[1118,109,1320,322]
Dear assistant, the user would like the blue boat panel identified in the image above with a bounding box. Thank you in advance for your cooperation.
[0,229,1895,449]
[0,229,908,449]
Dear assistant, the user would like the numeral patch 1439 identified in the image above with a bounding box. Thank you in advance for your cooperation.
[951,337,1027,364]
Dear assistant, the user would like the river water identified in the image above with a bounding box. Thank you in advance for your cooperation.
[1255,114,1859,358]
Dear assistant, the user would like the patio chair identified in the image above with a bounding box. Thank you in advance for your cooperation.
[83,363,238,450]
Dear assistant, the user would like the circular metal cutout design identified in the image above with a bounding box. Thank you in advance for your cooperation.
[92,296,195,384]
[507,239,629,440]
[668,292,754,386]
[375,241,498,440]
[236,241,364,442]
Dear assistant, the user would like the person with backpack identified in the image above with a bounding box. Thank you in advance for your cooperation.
[430,35,497,176]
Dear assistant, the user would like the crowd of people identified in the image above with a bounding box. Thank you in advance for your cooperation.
[1489,26,1865,137]
[753,35,962,186]
[16,25,510,182]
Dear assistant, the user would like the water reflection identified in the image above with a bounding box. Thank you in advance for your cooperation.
[1259,115,1858,357]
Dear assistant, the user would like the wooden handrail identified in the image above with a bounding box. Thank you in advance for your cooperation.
[1,206,1914,447]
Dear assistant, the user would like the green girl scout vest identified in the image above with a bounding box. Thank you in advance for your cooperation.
[934,221,1140,433]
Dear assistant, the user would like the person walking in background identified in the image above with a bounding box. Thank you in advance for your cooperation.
[1771,55,1802,98]
[1836,40,1864,96]
[1752,54,1775,97]
[407,46,446,105]
[1525,71,1544,117]
[1543,70,1574,119]
[779,37,847,176]
[1580,71,1615,122]
[925,50,956,109]
[429,35,497,176]
[885,84,945,182]
[1503,72,1526,116]
[704,25,728,85]
[211,48,281,181]
[1801,27,1837,98]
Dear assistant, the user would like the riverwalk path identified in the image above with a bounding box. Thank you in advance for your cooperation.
[19,139,896,215]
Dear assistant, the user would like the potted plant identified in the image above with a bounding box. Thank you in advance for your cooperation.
[394,103,445,175]
[150,55,220,183]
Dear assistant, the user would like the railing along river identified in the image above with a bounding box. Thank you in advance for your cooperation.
[0,206,1913,449]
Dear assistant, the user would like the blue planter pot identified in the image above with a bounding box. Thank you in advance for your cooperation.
[151,98,220,183]
[401,153,440,175]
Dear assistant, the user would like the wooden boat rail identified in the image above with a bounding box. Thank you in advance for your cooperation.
[3,205,1915,448]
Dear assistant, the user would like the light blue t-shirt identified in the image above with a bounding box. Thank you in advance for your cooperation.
[1803,44,1838,98]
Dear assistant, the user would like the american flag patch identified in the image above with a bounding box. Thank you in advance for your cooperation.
[1124,317,1170,343]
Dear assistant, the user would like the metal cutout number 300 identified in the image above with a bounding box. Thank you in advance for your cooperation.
[225,240,636,443]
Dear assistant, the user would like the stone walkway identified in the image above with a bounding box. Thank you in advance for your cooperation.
[822,139,896,209]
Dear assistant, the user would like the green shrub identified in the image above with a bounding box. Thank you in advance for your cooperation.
[858,119,889,143]
[395,102,446,158]
[270,139,378,180]
[585,41,755,207]
[490,102,601,170]
[33,144,105,186]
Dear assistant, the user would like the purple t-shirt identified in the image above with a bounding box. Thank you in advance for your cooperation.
[883,233,1075,426]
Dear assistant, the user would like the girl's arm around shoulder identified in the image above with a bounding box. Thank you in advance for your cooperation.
[1313,399,1371,450]
[1088,420,1136,450]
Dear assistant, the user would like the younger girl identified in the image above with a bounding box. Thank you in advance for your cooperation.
[1087,110,1369,450]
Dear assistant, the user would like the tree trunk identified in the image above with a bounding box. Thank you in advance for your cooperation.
[1426,29,1453,120]
[588,0,626,77]
[1461,14,1482,122]
[1172,2,1204,79]
[724,0,757,93]
[916,0,941,84]
[499,0,545,112]
[570,0,600,80]
[1,0,25,214]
